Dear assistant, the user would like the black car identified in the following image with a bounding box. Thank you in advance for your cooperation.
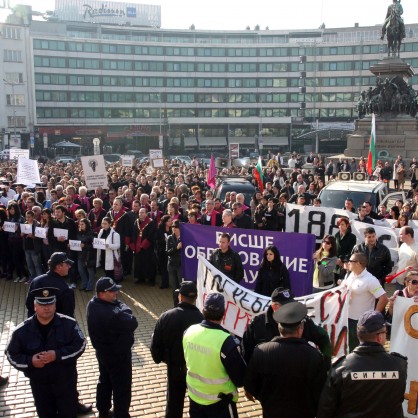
[215,177,256,206]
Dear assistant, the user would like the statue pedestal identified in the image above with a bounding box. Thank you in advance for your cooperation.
[347,57,417,159]
[345,114,418,159]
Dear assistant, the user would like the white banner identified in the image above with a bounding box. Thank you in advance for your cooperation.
[34,227,47,239]
[286,204,400,267]
[16,157,40,186]
[9,148,28,160]
[3,221,16,233]
[93,237,106,250]
[389,297,418,417]
[69,240,82,251]
[120,155,134,167]
[81,155,107,190]
[20,224,32,235]
[149,149,162,160]
[197,256,349,357]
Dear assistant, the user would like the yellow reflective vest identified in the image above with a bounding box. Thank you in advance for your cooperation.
[183,323,238,405]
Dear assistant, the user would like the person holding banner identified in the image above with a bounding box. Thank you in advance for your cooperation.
[209,233,244,284]
[317,310,407,418]
[341,253,388,352]
[396,226,418,288]
[254,246,290,296]
[313,235,338,292]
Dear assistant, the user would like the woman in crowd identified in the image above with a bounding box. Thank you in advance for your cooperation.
[378,204,390,219]
[254,246,290,296]
[253,197,267,230]
[187,210,199,225]
[401,203,413,220]
[222,209,236,228]
[76,218,96,292]
[390,205,400,220]
[166,219,182,295]
[4,202,25,282]
[394,214,409,229]
[312,235,338,292]
[156,215,172,289]
[277,193,287,232]
[263,198,279,231]
[40,208,52,270]
[21,210,43,284]
[334,218,356,281]
[96,217,121,280]
[397,162,406,191]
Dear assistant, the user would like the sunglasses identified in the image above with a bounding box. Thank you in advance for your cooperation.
[410,280,418,285]
[322,241,331,245]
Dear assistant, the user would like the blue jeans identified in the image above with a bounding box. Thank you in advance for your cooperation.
[77,258,95,291]
[25,250,43,279]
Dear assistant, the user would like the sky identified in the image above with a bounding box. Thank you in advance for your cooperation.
[1,0,417,31]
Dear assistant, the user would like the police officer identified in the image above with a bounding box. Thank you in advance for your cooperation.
[244,302,328,418]
[26,252,75,318]
[6,287,86,418]
[87,277,138,418]
[241,287,332,369]
[317,310,407,418]
[209,233,244,284]
[183,293,246,418]
[151,281,204,418]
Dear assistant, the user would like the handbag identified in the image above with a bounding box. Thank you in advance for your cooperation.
[111,231,123,282]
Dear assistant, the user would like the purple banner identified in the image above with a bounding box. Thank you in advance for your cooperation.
[180,224,316,297]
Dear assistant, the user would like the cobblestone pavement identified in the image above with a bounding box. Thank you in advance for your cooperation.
[0,274,263,417]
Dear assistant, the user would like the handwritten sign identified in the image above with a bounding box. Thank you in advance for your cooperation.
[16,157,40,185]
[120,155,134,167]
[20,224,32,235]
[69,240,82,251]
[93,237,106,250]
[3,221,16,233]
[35,227,47,239]
[53,228,68,240]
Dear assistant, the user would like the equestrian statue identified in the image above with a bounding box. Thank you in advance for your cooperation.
[381,0,405,57]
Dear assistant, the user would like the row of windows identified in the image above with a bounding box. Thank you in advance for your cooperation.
[7,116,26,127]
[35,90,357,106]
[4,72,24,84]
[33,38,418,57]
[36,107,354,119]
[33,55,384,73]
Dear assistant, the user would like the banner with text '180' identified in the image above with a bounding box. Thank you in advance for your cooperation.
[181,223,316,296]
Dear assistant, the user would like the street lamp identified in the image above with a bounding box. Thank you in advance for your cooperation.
[3,79,18,147]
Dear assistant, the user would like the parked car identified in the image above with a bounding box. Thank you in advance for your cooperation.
[170,155,192,165]
[55,155,76,164]
[215,177,256,206]
[103,154,121,163]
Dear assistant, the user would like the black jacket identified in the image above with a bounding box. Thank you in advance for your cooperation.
[244,336,327,418]
[166,233,182,267]
[241,306,331,368]
[47,216,77,252]
[317,343,407,418]
[6,313,86,382]
[26,270,75,318]
[234,213,253,229]
[335,231,357,262]
[351,242,392,284]
[151,302,203,366]
[87,297,138,355]
[209,247,244,284]
[254,263,290,296]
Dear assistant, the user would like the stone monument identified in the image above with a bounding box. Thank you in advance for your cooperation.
[346,0,418,159]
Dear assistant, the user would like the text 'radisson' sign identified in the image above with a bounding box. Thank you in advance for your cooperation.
[83,3,131,19]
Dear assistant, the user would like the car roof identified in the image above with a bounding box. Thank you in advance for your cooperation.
[219,177,252,184]
[321,181,384,193]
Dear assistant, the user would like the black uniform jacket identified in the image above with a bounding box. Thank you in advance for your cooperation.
[317,342,407,418]
[209,248,244,284]
[6,313,86,382]
[151,302,203,366]
[87,296,138,355]
[241,306,332,369]
[244,336,327,418]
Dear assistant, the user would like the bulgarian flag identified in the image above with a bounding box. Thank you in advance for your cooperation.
[367,113,376,176]
[254,156,264,192]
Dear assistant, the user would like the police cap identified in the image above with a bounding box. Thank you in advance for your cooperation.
[357,310,388,333]
[31,287,58,305]
[271,287,295,305]
[203,293,225,314]
[179,281,197,298]
[273,301,307,326]
[96,277,122,293]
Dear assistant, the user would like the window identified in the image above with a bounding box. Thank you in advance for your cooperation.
[4,73,23,83]
[4,50,22,62]
[6,94,25,105]
[8,116,26,127]
[4,27,21,39]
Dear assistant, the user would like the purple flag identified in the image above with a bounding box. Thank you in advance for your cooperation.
[207,154,216,189]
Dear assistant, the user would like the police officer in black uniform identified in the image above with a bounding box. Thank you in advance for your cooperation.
[26,252,75,318]
[151,281,204,418]
[209,233,244,284]
[244,302,328,418]
[87,277,138,418]
[318,310,407,418]
[6,287,86,418]
[25,252,92,415]
[241,287,332,369]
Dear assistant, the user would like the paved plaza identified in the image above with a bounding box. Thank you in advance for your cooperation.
[0,274,263,417]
